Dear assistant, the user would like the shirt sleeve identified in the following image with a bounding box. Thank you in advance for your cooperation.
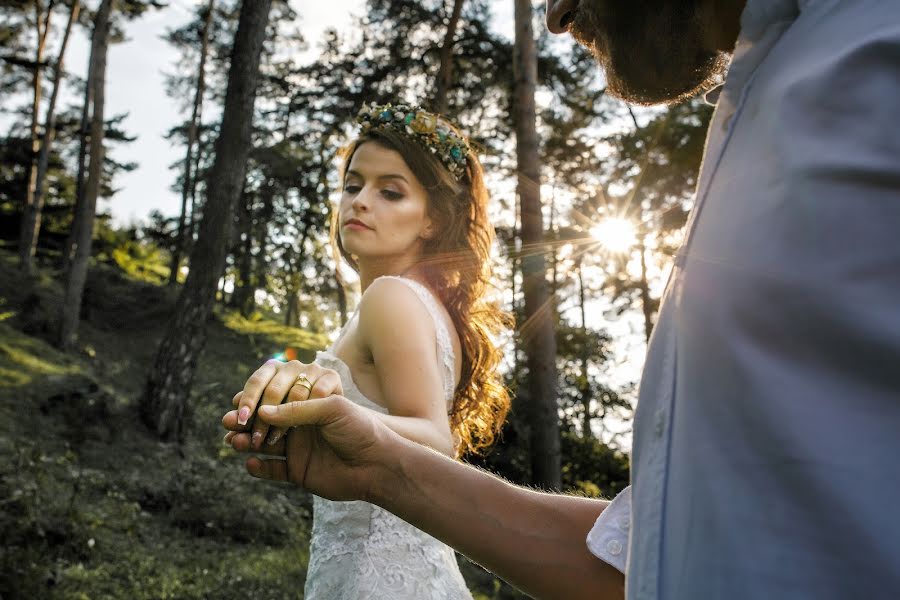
[585,485,632,574]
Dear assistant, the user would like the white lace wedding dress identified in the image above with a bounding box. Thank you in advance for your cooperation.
[304,276,474,600]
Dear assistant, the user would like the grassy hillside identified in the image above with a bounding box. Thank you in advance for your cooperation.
[0,250,334,599]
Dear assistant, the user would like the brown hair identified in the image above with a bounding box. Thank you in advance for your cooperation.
[331,123,511,456]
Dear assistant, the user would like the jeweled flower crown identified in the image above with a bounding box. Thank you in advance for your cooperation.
[356,102,471,180]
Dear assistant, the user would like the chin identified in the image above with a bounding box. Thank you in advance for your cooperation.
[570,0,727,105]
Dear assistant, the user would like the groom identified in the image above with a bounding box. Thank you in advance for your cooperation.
[224,1,900,598]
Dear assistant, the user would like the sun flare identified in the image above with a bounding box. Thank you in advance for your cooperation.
[591,218,638,253]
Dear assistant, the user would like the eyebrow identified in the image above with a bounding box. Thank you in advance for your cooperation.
[345,170,409,184]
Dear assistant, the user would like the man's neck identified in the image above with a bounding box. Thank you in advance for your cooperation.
[705,0,747,53]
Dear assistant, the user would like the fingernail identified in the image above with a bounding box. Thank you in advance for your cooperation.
[252,431,263,448]
[223,433,231,446]
[238,407,250,426]
[267,432,280,446]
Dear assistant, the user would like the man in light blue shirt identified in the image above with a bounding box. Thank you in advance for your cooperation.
[607,1,900,597]
[222,1,900,597]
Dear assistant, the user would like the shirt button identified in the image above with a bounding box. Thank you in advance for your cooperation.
[607,539,623,556]
[619,515,630,530]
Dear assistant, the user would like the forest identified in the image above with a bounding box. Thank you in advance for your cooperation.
[0,0,711,597]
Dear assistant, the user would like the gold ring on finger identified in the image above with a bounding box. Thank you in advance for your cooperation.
[293,372,313,394]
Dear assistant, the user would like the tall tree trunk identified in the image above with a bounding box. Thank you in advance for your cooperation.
[231,191,254,314]
[188,129,207,242]
[283,226,308,327]
[169,0,215,285]
[19,0,55,273]
[24,0,80,268]
[549,183,558,296]
[63,26,95,272]
[58,0,112,350]
[142,0,273,441]
[511,193,521,379]
[513,0,560,489]
[638,229,653,344]
[251,188,274,313]
[284,291,298,326]
[577,256,591,438]
[433,0,464,114]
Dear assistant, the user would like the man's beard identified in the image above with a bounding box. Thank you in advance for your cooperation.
[570,0,729,105]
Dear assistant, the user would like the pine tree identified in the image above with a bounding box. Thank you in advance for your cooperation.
[142,0,274,440]
[59,0,114,350]
[513,0,560,489]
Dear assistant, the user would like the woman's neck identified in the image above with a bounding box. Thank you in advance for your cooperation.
[357,257,421,292]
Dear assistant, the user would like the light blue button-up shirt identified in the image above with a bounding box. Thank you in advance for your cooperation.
[589,1,900,598]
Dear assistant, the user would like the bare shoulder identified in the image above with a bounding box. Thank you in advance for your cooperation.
[357,277,437,342]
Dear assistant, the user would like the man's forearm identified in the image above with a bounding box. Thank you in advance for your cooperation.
[368,435,625,600]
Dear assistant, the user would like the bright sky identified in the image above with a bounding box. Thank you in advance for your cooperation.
[64,0,366,226]
[53,0,516,227]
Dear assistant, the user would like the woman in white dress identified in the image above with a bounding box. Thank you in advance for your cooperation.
[223,102,510,599]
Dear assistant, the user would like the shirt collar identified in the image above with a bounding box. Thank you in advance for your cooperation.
[704,0,802,105]
[739,0,801,42]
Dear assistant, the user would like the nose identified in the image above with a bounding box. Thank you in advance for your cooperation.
[546,0,579,34]
[351,186,371,212]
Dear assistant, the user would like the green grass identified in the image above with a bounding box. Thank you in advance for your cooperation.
[0,251,315,599]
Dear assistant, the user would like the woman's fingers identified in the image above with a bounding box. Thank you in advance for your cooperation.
[230,360,344,449]
[236,360,280,426]
[265,370,342,446]
[250,361,313,449]
[311,370,343,399]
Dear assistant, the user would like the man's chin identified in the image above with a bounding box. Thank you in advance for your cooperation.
[569,4,729,106]
[585,44,727,105]
[605,60,725,106]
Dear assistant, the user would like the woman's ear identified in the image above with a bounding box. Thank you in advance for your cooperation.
[420,217,435,240]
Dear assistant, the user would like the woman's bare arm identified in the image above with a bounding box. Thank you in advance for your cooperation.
[356,277,456,455]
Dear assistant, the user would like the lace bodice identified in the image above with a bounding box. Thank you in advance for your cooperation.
[304,277,472,600]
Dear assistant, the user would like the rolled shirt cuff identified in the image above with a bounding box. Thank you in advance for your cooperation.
[585,485,632,574]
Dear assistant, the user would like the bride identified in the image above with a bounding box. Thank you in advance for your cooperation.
[223,102,511,599]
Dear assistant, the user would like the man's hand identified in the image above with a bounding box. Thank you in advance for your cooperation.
[222,395,397,502]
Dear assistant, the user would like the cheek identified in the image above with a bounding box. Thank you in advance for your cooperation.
[338,194,353,214]
[387,205,427,238]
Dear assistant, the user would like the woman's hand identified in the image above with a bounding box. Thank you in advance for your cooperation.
[225,359,343,449]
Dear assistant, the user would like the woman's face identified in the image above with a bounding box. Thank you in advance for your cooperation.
[339,142,433,267]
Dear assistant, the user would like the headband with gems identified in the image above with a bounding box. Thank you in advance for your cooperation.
[355,103,471,180]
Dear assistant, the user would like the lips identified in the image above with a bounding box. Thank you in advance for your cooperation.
[343,218,373,230]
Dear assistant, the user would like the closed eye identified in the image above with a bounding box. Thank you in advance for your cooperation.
[382,190,404,201]
[343,184,361,194]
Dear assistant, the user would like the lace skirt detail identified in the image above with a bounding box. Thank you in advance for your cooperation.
[304,496,473,600]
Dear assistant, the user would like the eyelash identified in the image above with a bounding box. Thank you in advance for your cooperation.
[343,184,404,201]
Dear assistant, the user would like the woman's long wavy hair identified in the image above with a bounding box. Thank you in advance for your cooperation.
[331,123,511,456]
